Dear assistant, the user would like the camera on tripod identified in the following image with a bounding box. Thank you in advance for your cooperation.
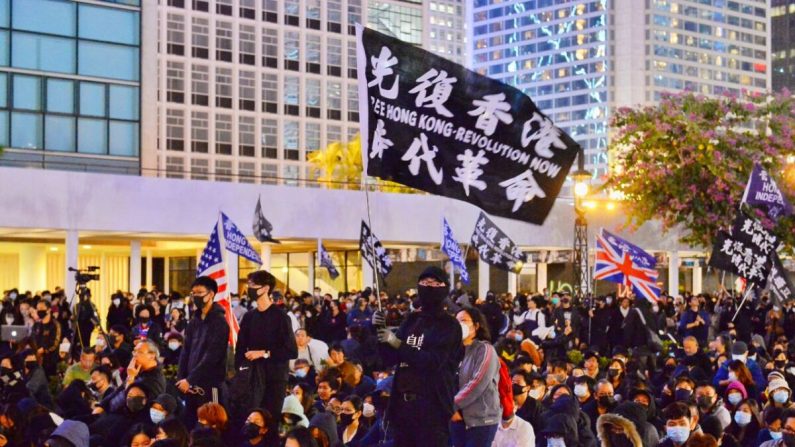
[68,266,100,285]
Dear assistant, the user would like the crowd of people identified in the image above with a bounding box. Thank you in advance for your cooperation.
[0,265,794,447]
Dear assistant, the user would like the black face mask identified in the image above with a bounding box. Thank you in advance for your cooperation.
[24,361,37,371]
[139,317,150,324]
[36,310,47,319]
[417,285,447,311]
[784,433,795,447]
[0,367,12,376]
[339,413,354,427]
[242,422,262,439]
[512,384,527,397]
[675,389,693,402]
[247,287,261,301]
[126,396,146,413]
[192,294,206,310]
[776,360,787,369]
[607,368,621,378]
[697,395,714,410]
[598,395,615,408]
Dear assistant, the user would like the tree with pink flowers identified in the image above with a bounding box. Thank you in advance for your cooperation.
[604,91,795,251]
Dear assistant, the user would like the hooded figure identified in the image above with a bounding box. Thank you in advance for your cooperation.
[309,412,340,447]
[597,401,660,447]
[282,394,310,428]
[540,393,597,447]
[47,420,90,447]
[541,413,579,446]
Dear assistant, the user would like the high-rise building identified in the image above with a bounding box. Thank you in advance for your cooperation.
[155,0,464,185]
[470,0,770,179]
[0,0,142,174]
[772,0,795,91]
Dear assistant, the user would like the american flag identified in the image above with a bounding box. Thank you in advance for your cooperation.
[197,220,240,345]
[594,229,660,303]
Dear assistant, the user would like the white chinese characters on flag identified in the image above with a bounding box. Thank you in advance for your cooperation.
[356,25,581,225]
[197,217,240,345]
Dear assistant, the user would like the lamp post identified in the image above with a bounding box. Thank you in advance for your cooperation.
[571,149,592,299]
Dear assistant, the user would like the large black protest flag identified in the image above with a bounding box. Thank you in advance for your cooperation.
[252,196,280,244]
[709,231,770,286]
[470,212,527,273]
[359,221,392,278]
[768,252,794,304]
[356,26,580,225]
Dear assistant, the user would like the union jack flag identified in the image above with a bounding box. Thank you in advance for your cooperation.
[594,229,660,303]
[197,218,240,345]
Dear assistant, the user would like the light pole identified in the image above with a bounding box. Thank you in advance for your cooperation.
[571,149,592,299]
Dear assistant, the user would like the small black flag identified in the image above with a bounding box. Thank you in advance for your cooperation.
[252,196,280,244]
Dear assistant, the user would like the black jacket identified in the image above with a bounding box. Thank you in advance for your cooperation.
[623,304,659,350]
[178,303,230,387]
[107,303,133,328]
[235,304,298,383]
[380,309,463,421]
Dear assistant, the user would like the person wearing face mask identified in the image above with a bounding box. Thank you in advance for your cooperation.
[148,393,178,425]
[336,395,366,445]
[766,379,794,410]
[758,408,795,447]
[724,381,749,413]
[107,292,133,329]
[31,300,61,377]
[714,342,767,394]
[162,333,183,367]
[19,349,53,409]
[357,376,393,446]
[583,380,616,434]
[449,307,501,447]
[695,383,731,429]
[280,394,310,440]
[176,276,230,430]
[573,376,595,407]
[513,370,546,429]
[679,297,711,346]
[659,401,698,447]
[347,292,374,329]
[514,295,546,338]
[724,399,762,447]
[597,401,659,447]
[90,365,116,404]
[131,305,163,346]
[240,408,274,447]
[540,412,579,447]
[90,383,152,447]
[372,267,464,447]
[234,270,298,443]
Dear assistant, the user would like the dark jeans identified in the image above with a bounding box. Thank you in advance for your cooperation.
[391,396,450,447]
[450,421,498,447]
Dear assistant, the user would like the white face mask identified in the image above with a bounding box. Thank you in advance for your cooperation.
[728,372,738,382]
[529,388,543,400]
[460,322,471,341]
[732,354,746,364]
[112,299,120,307]
[547,437,566,447]
[573,384,588,398]
[168,341,180,351]
[362,402,375,418]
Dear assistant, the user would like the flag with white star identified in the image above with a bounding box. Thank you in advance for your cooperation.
[197,218,239,345]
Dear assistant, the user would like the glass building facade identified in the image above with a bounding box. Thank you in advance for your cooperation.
[0,0,141,173]
[772,0,795,91]
[471,0,769,181]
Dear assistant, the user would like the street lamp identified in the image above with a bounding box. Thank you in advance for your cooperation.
[571,148,592,299]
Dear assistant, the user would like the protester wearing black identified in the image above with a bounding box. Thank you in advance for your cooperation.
[623,298,661,375]
[480,291,503,343]
[177,276,230,429]
[374,267,464,447]
[107,293,133,329]
[73,288,99,353]
[234,269,298,445]
[32,300,60,377]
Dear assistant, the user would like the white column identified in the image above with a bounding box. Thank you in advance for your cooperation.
[260,244,272,271]
[163,257,170,294]
[19,245,47,292]
[362,261,374,291]
[65,230,79,297]
[145,250,153,289]
[130,240,141,293]
[537,262,548,295]
[448,262,455,292]
[478,258,489,300]
[508,272,518,296]
[307,251,315,290]
[692,265,703,295]
[668,251,680,296]
[227,254,239,295]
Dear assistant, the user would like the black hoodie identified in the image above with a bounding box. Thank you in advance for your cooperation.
[178,303,230,388]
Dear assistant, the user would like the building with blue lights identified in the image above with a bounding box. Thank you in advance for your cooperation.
[470,0,770,180]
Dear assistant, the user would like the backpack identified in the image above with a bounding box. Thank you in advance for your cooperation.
[496,357,514,420]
